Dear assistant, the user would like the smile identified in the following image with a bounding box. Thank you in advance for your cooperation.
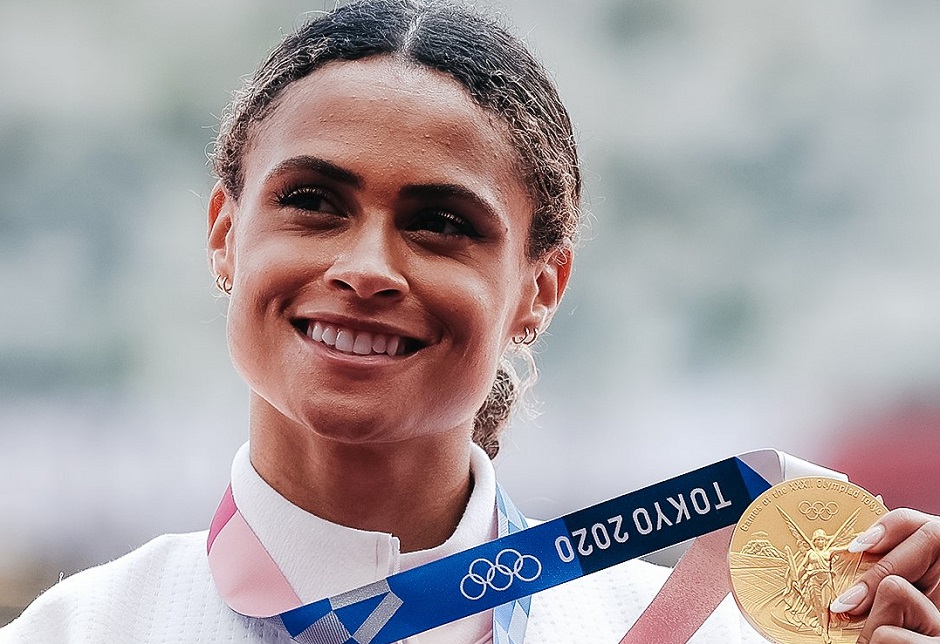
[299,320,424,357]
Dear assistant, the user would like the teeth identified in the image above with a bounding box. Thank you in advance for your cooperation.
[372,334,387,354]
[335,329,355,353]
[353,332,373,355]
[306,322,411,357]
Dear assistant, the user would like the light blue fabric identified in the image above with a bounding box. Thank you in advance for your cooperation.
[493,483,531,644]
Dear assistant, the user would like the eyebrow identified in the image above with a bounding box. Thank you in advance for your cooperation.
[265,155,363,188]
[265,156,506,227]
[399,183,504,227]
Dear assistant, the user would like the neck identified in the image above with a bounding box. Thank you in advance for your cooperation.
[248,399,474,552]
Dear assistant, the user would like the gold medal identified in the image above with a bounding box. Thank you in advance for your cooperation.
[728,477,887,644]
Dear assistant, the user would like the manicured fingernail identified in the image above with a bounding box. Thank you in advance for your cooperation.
[830,583,868,613]
[848,523,885,553]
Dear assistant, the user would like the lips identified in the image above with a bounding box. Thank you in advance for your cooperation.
[299,320,423,357]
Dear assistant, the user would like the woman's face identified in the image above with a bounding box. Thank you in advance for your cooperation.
[208,57,568,446]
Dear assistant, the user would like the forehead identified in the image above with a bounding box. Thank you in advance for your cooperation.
[243,57,527,205]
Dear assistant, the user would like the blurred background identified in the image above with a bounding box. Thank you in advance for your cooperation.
[2,0,939,626]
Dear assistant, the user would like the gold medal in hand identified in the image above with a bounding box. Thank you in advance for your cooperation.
[728,477,887,644]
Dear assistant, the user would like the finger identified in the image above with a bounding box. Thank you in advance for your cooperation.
[850,509,939,556]
[857,576,940,644]
[838,512,940,615]
[867,626,940,644]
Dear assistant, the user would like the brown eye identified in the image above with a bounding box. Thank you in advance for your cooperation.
[277,186,340,214]
[410,210,479,238]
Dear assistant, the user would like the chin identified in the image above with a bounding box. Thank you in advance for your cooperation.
[290,401,417,445]
[298,403,474,450]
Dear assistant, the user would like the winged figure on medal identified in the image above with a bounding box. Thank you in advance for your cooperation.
[730,506,868,644]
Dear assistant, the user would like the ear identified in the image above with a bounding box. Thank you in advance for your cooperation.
[207,181,235,281]
[515,246,572,336]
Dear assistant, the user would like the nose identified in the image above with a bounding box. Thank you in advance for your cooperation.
[324,222,409,300]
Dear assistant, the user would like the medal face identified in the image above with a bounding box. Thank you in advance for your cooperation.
[729,477,887,644]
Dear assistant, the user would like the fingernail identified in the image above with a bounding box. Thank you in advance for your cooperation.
[848,523,885,553]
[830,583,868,613]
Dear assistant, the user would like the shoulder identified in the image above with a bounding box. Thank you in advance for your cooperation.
[526,557,669,641]
[37,530,207,602]
[527,557,768,643]
[1,532,208,642]
[0,532,282,643]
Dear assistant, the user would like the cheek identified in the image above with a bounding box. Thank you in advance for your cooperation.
[222,257,295,389]
[429,263,521,338]
[429,278,516,392]
[224,297,266,386]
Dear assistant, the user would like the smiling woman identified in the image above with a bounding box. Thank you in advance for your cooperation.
[212,57,554,464]
[208,0,583,466]
[209,55,567,550]
[3,1,939,643]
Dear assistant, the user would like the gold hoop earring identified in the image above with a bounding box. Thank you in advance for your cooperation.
[525,327,539,346]
[512,327,538,346]
[215,274,232,295]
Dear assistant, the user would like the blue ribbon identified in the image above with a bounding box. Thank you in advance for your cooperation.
[278,457,770,644]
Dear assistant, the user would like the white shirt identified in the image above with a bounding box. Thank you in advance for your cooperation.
[0,443,767,643]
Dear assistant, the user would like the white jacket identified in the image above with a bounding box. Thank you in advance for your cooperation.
[1,444,767,643]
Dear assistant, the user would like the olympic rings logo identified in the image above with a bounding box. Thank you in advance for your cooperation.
[799,500,839,521]
[459,548,542,601]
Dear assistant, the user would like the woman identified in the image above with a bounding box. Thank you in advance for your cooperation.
[3,1,938,642]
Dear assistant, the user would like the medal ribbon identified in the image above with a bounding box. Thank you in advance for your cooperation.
[208,480,532,643]
[209,453,806,643]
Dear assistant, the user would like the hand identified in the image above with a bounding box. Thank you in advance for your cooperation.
[829,508,940,643]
